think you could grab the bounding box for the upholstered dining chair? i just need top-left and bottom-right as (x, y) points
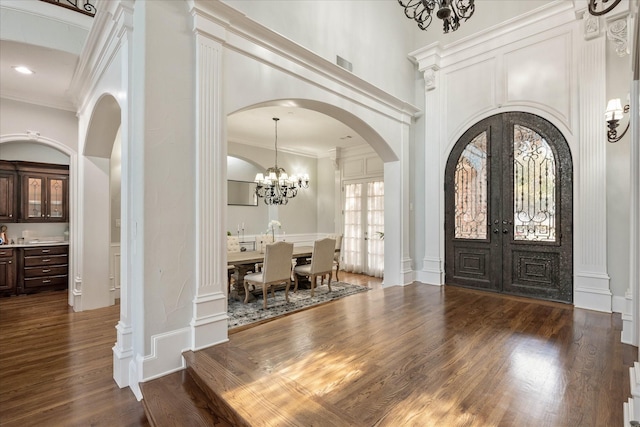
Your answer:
(243, 241), (294, 309)
(254, 233), (275, 272)
(327, 234), (343, 281)
(227, 236), (241, 295)
(293, 238), (336, 297)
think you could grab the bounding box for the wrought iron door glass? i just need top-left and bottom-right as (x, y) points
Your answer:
(513, 125), (556, 242)
(454, 131), (487, 239)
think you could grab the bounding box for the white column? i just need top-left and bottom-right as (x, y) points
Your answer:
(412, 45), (445, 285)
(400, 118), (414, 285)
(574, 12), (612, 311)
(113, 0), (135, 389)
(190, 18), (229, 350)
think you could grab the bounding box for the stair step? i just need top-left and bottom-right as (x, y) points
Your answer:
(182, 348), (360, 426)
(140, 369), (232, 427)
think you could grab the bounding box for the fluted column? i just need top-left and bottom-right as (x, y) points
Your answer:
(412, 44), (445, 285)
(574, 12), (612, 311)
(190, 19), (229, 350)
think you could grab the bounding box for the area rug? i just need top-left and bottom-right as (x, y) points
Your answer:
(228, 281), (368, 329)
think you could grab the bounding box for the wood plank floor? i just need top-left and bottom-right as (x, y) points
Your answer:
(191, 281), (636, 427)
(0, 291), (149, 427)
(0, 273), (636, 426)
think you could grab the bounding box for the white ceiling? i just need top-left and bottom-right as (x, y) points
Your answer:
(0, 2), (369, 157)
(227, 106), (367, 158)
(0, 39), (78, 111)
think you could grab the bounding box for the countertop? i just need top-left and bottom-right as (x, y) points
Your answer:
(1, 241), (70, 248)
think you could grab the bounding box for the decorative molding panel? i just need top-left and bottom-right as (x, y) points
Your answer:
(504, 33), (572, 122)
(445, 59), (496, 139)
(343, 158), (365, 178)
(607, 18), (629, 56)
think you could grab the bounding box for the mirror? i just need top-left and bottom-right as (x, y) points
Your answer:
(228, 180), (258, 206)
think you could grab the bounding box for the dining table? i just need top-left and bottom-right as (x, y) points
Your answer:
(227, 245), (314, 302)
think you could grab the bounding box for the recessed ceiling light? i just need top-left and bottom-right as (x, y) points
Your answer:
(12, 66), (34, 75)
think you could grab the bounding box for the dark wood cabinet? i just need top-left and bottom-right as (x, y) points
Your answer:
(18, 245), (69, 294)
(17, 163), (69, 223)
(0, 161), (69, 223)
(0, 161), (18, 222)
(0, 247), (16, 295)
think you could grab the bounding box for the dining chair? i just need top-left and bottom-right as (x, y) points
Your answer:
(293, 238), (336, 297)
(243, 241), (294, 309)
(227, 236), (241, 295)
(254, 233), (275, 272)
(327, 234), (343, 281)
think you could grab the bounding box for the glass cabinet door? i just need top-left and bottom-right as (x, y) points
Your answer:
(48, 178), (64, 219)
(27, 177), (44, 219)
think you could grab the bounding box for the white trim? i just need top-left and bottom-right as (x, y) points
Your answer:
(112, 320), (133, 388)
(138, 327), (191, 383)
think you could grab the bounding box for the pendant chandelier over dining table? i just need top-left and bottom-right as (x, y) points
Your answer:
(254, 117), (310, 205)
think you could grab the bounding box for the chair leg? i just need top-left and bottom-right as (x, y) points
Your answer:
(294, 274), (299, 293)
(262, 284), (268, 309)
(327, 274), (332, 292)
(310, 274), (316, 297)
(244, 281), (251, 304)
(285, 279), (291, 303)
(335, 262), (340, 281)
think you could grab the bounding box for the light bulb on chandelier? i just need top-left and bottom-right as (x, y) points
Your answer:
(254, 118), (310, 205)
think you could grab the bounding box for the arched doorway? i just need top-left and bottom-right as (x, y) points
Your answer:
(444, 112), (573, 303)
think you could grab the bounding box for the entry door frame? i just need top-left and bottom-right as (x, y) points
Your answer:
(444, 112), (573, 303)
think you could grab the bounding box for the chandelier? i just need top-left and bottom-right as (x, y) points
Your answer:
(398, 0), (475, 33)
(254, 118), (309, 205)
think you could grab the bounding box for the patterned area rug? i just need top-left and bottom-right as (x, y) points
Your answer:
(228, 281), (368, 329)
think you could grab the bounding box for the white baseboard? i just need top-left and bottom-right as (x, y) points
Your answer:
(574, 272), (612, 312)
(139, 327), (191, 382)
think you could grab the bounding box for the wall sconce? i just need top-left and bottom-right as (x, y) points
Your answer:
(605, 98), (630, 143)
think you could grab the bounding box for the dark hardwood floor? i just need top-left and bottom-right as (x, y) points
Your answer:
(0, 291), (149, 427)
(1, 272), (636, 426)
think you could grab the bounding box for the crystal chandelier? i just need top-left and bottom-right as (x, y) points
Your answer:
(398, 0), (475, 33)
(254, 118), (309, 205)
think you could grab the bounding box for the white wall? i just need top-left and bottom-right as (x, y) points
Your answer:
(110, 130), (121, 244)
(316, 156), (336, 234)
(0, 98), (78, 151)
(222, 0), (416, 102)
(228, 141), (318, 235)
(409, 0), (554, 50)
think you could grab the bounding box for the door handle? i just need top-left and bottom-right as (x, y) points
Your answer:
(493, 229), (499, 234)
(503, 229), (508, 234)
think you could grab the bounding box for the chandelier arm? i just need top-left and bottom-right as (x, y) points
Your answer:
(588, 0), (623, 16)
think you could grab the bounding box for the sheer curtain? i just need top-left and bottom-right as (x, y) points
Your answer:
(342, 180), (384, 278)
(366, 181), (384, 278)
(343, 183), (362, 273)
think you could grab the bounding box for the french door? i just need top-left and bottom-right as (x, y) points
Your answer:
(343, 180), (384, 278)
(444, 112), (573, 303)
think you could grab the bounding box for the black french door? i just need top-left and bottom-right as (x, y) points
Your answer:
(444, 112), (573, 303)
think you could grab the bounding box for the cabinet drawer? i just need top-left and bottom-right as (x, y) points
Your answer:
(24, 254), (67, 267)
(25, 265), (68, 278)
(0, 248), (13, 257)
(23, 275), (67, 290)
(23, 246), (68, 257)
